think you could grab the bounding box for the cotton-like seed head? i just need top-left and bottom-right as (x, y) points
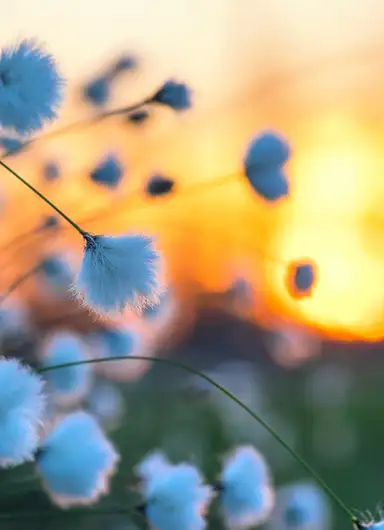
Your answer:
(221, 446), (274, 529)
(75, 233), (163, 315)
(146, 462), (213, 530)
(127, 109), (150, 125)
(0, 39), (64, 135)
(39, 255), (74, 293)
(286, 260), (316, 299)
(244, 131), (290, 202)
(36, 411), (119, 508)
(268, 482), (331, 530)
(0, 357), (45, 467)
(152, 80), (192, 111)
(90, 154), (124, 189)
(244, 131), (290, 172)
(42, 332), (91, 406)
(142, 292), (168, 319)
(136, 451), (172, 484)
(146, 174), (175, 197)
(83, 75), (110, 107)
(87, 382), (124, 431)
(97, 325), (138, 357)
(43, 161), (60, 182)
(113, 54), (136, 74)
(39, 215), (59, 231)
(0, 136), (25, 156)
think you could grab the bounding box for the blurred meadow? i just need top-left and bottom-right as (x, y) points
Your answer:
(0, 0), (383, 529)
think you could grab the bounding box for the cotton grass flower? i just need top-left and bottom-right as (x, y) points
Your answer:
(268, 482), (330, 530)
(90, 153), (124, 189)
(0, 39), (64, 135)
(145, 462), (213, 530)
(0, 357), (45, 467)
(87, 381), (124, 431)
(152, 80), (192, 111)
(0, 136), (25, 155)
(83, 75), (110, 107)
(146, 174), (175, 197)
(42, 331), (91, 407)
(36, 411), (119, 508)
(244, 131), (290, 202)
(220, 446), (274, 529)
(43, 160), (60, 182)
(135, 451), (172, 494)
(75, 232), (162, 315)
(90, 324), (148, 382)
(286, 260), (316, 299)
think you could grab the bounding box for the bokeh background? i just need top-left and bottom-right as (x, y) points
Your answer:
(0, 0), (384, 528)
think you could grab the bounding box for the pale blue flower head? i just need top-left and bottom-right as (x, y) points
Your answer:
(90, 153), (124, 189)
(268, 482), (330, 530)
(0, 357), (45, 467)
(145, 462), (213, 530)
(0, 39), (64, 135)
(286, 260), (316, 298)
(244, 131), (291, 202)
(146, 174), (175, 197)
(113, 54), (137, 74)
(90, 324), (147, 382)
(75, 232), (162, 315)
(87, 381), (124, 431)
(36, 411), (119, 508)
(136, 451), (172, 486)
(39, 255), (74, 294)
(42, 332), (91, 406)
(83, 75), (110, 107)
(142, 292), (168, 320)
(152, 80), (192, 111)
(127, 109), (150, 126)
(0, 136), (25, 156)
(39, 215), (59, 231)
(221, 446), (274, 529)
(43, 161), (60, 182)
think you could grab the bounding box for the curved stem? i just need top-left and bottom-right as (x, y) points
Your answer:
(0, 161), (85, 236)
(39, 355), (355, 521)
(0, 262), (43, 305)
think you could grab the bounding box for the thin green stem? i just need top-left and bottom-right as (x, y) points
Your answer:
(39, 355), (355, 521)
(0, 160), (85, 236)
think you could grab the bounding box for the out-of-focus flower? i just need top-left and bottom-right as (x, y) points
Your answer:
(127, 109), (150, 126)
(0, 136), (25, 155)
(43, 161), (60, 182)
(90, 153), (124, 189)
(0, 299), (32, 340)
(42, 332), (91, 406)
(75, 232), (162, 315)
(220, 446), (274, 529)
(152, 80), (191, 111)
(38, 215), (59, 231)
(90, 324), (148, 382)
(87, 381), (124, 431)
(36, 411), (119, 508)
(83, 75), (110, 107)
(146, 174), (175, 197)
(0, 39), (64, 135)
(286, 260), (316, 299)
(136, 451), (172, 494)
(39, 255), (74, 295)
(267, 482), (331, 530)
(112, 54), (136, 74)
(142, 292), (168, 320)
(244, 131), (290, 202)
(0, 358), (45, 467)
(145, 462), (213, 530)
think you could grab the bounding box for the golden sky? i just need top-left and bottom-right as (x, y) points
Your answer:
(1, 0), (384, 341)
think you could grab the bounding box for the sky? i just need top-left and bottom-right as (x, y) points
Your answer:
(1, 1), (384, 340)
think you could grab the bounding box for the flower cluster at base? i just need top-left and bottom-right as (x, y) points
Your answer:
(135, 446), (274, 530)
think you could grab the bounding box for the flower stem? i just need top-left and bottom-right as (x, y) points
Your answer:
(39, 355), (356, 522)
(0, 161), (85, 236)
(0, 262), (43, 305)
